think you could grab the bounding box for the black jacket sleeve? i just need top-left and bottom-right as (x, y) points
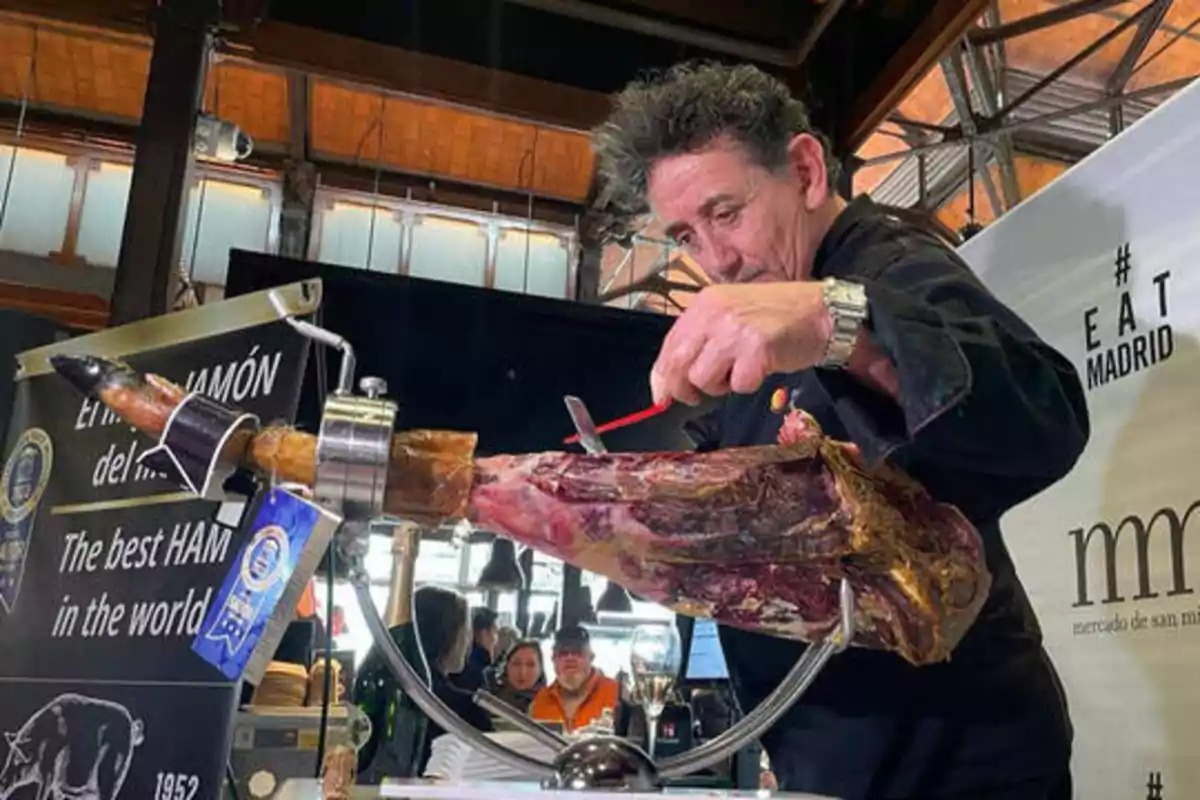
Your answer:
(818, 244), (1090, 509)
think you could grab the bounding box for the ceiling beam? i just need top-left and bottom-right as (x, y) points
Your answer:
(961, 39), (1021, 207)
(968, 0), (1129, 46)
(500, 0), (809, 66)
(1109, 0), (1173, 93)
(857, 72), (1196, 167)
(286, 70), (309, 161)
(1107, 0), (1173, 136)
(846, 0), (991, 151)
(990, 2), (1156, 122)
(0, 0), (613, 132)
(607, 0), (791, 43)
(226, 20), (611, 132)
(940, 51), (1005, 217)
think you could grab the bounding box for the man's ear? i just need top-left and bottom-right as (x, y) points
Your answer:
(786, 133), (832, 210)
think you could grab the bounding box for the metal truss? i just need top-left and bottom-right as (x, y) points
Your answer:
(866, 0), (1189, 219)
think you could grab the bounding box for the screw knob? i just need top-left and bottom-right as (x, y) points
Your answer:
(360, 376), (387, 398)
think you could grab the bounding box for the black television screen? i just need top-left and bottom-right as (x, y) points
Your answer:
(224, 250), (712, 455)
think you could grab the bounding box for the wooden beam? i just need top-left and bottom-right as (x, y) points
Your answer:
(845, 0), (990, 151)
(110, 0), (215, 325)
(287, 70), (309, 161)
(615, 0), (792, 44)
(0, 281), (109, 330)
(227, 20), (611, 132)
(0, 103), (587, 217)
(0, 0), (149, 37)
(1, 0), (610, 131)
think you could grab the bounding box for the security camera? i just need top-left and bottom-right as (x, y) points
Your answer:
(958, 221), (986, 242)
(194, 112), (254, 163)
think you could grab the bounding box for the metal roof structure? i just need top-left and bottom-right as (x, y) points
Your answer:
(855, 0), (1199, 234)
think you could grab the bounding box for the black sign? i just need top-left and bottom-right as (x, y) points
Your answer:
(0, 316), (311, 800)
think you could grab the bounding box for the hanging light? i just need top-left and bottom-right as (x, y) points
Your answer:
(477, 538), (524, 592)
(597, 580), (633, 614)
(518, 547), (534, 589)
(577, 585), (598, 625)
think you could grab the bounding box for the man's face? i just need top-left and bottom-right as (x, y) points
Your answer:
(647, 134), (832, 285)
(552, 644), (593, 692)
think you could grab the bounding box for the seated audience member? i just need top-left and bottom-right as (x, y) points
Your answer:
(491, 639), (546, 713)
(415, 586), (493, 773)
(484, 625), (521, 687)
(529, 626), (620, 733)
(497, 625), (520, 657)
(452, 607), (499, 693)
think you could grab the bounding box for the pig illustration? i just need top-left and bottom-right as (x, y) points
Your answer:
(0, 693), (145, 800)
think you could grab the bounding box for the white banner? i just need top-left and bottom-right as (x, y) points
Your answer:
(959, 77), (1200, 800)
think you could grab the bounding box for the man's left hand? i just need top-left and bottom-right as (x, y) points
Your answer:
(650, 282), (832, 405)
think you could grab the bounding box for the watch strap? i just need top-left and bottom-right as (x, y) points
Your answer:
(819, 278), (869, 369)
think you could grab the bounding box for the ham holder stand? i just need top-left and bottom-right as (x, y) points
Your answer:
(60, 287), (856, 798)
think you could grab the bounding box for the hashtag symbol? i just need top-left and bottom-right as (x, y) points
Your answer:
(1114, 243), (1132, 287)
(1146, 770), (1163, 799)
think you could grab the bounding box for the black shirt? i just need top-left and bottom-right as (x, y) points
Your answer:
(451, 644), (493, 693)
(700, 198), (1088, 799)
(419, 671), (495, 774)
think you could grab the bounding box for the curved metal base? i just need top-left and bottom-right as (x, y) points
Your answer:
(543, 736), (662, 793)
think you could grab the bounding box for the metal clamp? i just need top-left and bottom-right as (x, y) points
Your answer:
(138, 392), (260, 500)
(314, 384), (397, 558)
(269, 289), (396, 559)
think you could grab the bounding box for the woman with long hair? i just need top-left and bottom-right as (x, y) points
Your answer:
(414, 585), (494, 772)
(491, 639), (546, 714)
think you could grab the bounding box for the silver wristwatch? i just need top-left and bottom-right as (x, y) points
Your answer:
(819, 277), (869, 369)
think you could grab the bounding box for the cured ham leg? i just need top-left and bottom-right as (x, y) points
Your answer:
(50, 354), (990, 665)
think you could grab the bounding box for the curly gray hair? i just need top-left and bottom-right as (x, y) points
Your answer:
(590, 61), (839, 242)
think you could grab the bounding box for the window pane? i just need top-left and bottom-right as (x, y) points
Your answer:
(630, 599), (674, 621)
(586, 629), (633, 680)
(494, 228), (570, 299)
(76, 161), (132, 267)
(180, 179), (274, 286)
(530, 552), (562, 594)
(497, 593), (518, 625)
(583, 570), (671, 621)
(465, 541), (493, 586)
(413, 539), (462, 586)
(315, 201), (403, 272)
(0, 147), (74, 257)
(408, 215), (486, 287)
(361, 533), (394, 585)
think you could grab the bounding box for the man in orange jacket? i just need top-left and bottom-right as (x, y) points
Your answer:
(529, 626), (620, 733)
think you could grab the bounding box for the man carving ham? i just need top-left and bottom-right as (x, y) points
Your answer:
(592, 61), (1089, 800)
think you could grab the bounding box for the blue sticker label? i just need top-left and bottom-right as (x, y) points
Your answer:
(192, 488), (320, 680)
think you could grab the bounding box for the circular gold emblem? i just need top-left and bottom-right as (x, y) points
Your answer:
(1, 428), (54, 524)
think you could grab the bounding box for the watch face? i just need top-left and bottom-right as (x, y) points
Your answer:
(827, 281), (868, 317)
